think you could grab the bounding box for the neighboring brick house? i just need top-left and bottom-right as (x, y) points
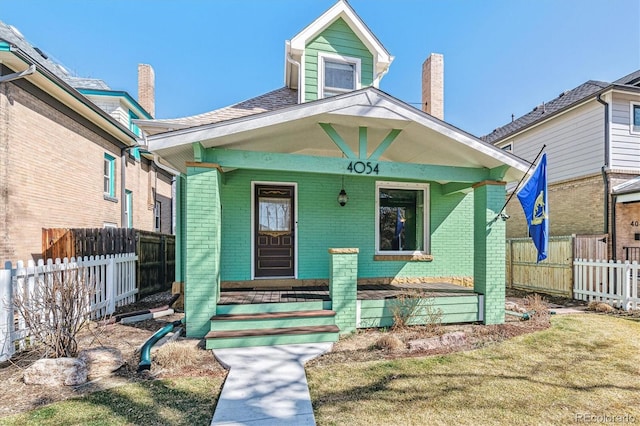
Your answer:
(137, 0), (529, 343)
(483, 70), (640, 261)
(0, 22), (174, 262)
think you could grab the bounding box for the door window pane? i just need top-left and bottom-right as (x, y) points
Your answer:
(259, 198), (291, 232)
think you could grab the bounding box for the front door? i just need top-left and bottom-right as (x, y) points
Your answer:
(254, 184), (295, 278)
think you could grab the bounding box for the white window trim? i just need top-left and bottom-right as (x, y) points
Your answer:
(104, 154), (115, 197)
(103, 222), (117, 228)
(318, 52), (361, 99)
(630, 102), (640, 135)
(375, 181), (430, 255)
(250, 181), (299, 280)
(501, 142), (513, 153)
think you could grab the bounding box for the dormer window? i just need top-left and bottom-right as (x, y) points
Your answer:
(319, 53), (361, 98)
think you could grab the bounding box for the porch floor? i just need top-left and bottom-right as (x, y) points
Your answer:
(218, 282), (476, 305)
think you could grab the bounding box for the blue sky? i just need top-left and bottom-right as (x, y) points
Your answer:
(2, 0), (639, 138)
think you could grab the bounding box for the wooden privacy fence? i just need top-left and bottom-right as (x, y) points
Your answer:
(506, 234), (607, 297)
(574, 259), (640, 310)
(0, 254), (137, 362)
(42, 228), (174, 298)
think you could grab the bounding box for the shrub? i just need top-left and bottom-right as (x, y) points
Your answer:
(391, 289), (442, 332)
(13, 266), (93, 358)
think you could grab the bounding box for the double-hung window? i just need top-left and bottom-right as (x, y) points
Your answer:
(631, 103), (640, 134)
(125, 190), (133, 228)
(154, 201), (161, 232)
(104, 154), (115, 198)
(319, 53), (360, 98)
(376, 182), (429, 255)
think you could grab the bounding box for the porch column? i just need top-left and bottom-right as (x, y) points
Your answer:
(185, 164), (222, 337)
(329, 248), (359, 334)
(473, 181), (506, 325)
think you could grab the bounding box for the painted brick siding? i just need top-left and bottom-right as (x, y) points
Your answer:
(474, 182), (506, 324)
(0, 83), (172, 262)
(505, 174), (605, 238)
(304, 18), (374, 101)
(185, 166), (221, 337)
(219, 169), (475, 281)
(329, 251), (358, 334)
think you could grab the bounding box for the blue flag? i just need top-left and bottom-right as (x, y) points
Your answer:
(517, 153), (548, 262)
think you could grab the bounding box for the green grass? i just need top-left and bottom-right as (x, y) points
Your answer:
(307, 315), (640, 425)
(3, 315), (639, 425)
(0, 377), (223, 426)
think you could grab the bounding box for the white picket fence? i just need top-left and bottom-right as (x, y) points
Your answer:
(573, 258), (640, 310)
(0, 254), (138, 362)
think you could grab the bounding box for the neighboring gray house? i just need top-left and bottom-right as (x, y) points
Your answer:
(483, 70), (640, 261)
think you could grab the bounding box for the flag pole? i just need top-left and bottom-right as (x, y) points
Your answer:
(494, 144), (546, 221)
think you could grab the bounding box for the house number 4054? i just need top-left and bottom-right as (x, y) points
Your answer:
(347, 161), (379, 175)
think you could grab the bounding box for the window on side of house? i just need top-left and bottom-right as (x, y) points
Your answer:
(104, 154), (115, 198)
(376, 181), (429, 255)
(319, 53), (360, 98)
(154, 201), (161, 232)
(125, 190), (133, 228)
(501, 143), (513, 153)
(631, 103), (640, 134)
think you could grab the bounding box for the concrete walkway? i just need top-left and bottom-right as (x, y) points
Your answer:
(211, 343), (333, 425)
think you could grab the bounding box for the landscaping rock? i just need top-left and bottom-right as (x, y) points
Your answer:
(23, 358), (87, 386)
(408, 331), (467, 352)
(439, 331), (467, 347)
(78, 347), (124, 380)
(408, 336), (441, 351)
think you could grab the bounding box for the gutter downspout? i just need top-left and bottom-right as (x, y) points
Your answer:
(286, 54), (302, 104)
(120, 149), (127, 227)
(597, 94), (611, 256)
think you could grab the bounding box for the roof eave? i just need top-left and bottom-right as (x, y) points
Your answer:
(1, 43), (138, 145)
(489, 85), (614, 145)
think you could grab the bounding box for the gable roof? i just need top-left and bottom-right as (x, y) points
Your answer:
(285, 0), (393, 90)
(146, 86), (529, 182)
(483, 69), (640, 145)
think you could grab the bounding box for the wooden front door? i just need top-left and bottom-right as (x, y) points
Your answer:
(254, 184), (295, 278)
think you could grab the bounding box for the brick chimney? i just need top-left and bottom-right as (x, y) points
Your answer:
(421, 53), (444, 120)
(138, 64), (155, 118)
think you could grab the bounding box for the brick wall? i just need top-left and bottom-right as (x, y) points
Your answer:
(0, 82), (172, 262)
(505, 174), (605, 238)
(184, 166), (221, 338)
(329, 249), (358, 334)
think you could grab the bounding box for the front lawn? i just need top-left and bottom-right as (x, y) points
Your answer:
(307, 314), (640, 425)
(2, 314), (638, 425)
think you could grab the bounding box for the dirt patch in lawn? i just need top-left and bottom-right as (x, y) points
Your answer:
(0, 289), (563, 418)
(0, 292), (225, 418)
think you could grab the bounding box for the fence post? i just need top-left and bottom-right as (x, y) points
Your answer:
(0, 263), (14, 362)
(623, 261), (631, 310)
(106, 256), (115, 315)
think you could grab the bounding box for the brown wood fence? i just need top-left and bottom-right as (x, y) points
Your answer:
(506, 234), (607, 298)
(42, 228), (175, 298)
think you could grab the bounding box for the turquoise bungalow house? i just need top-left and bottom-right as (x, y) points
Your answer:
(139, 1), (529, 348)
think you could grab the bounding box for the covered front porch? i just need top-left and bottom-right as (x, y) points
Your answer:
(144, 88), (529, 345)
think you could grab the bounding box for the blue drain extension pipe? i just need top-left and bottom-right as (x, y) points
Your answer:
(138, 319), (184, 372)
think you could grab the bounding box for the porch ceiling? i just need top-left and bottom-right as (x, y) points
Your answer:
(148, 88), (529, 183)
